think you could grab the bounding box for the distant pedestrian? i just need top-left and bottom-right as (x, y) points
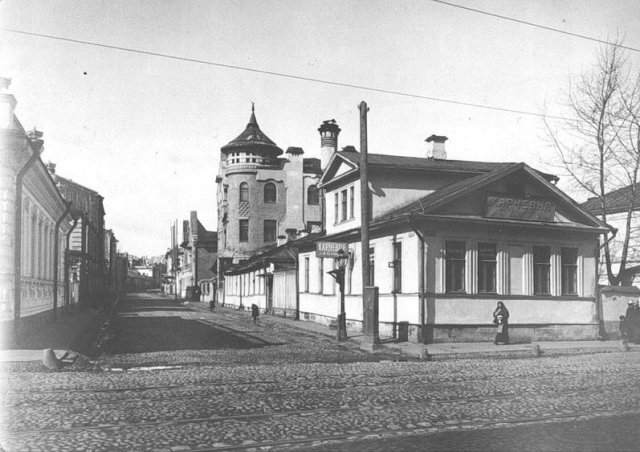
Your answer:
(251, 304), (259, 324)
(620, 315), (629, 345)
(209, 297), (215, 311)
(493, 301), (510, 345)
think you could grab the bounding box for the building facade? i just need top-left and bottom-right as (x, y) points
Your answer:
(0, 80), (73, 345)
(49, 169), (107, 309)
(222, 122), (609, 343)
(216, 106), (325, 298)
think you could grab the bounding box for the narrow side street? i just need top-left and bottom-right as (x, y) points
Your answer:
(2, 292), (640, 451)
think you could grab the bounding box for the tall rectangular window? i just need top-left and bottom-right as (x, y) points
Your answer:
(239, 219), (249, 242)
(561, 247), (578, 295)
(264, 220), (277, 243)
(368, 247), (375, 287)
(304, 257), (310, 292)
(334, 193), (339, 224)
(478, 242), (497, 293)
(533, 246), (551, 295)
(349, 186), (355, 219)
(341, 189), (348, 222)
(318, 258), (324, 294)
(393, 242), (402, 293)
(445, 241), (466, 293)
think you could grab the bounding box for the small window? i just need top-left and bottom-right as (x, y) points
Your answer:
(341, 189), (348, 222)
(264, 183), (276, 203)
(561, 248), (578, 295)
(349, 186), (355, 219)
(393, 242), (402, 293)
(239, 219), (249, 242)
(445, 241), (466, 293)
(478, 243), (497, 293)
(533, 246), (551, 295)
(239, 182), (249, 203)
(334, 193), (339, 224)
(307, 185), (319, 205)
(264, 220), (277, 243)
(304, 257), (310, 292)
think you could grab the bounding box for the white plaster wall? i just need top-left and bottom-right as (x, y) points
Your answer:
(430, 297), (596, 324)
(378, 294), (420, 323)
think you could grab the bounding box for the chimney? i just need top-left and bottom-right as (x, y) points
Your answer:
(318, 119), (341, 170)
(27, 127), (44, 152)
(426, 135), (447, 159)
(0, 77), (16, 129)
(46, 161), (56, 174)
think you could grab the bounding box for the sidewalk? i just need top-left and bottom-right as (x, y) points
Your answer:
(202, 304), (640, 361)
(0, 307), (108, 364)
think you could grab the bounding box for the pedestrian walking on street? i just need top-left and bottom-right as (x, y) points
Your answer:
(251, 304), (259, 324)
(632, 301), (640, 345)
(493, 301), (510, 345)
(620, 315), (629, 345)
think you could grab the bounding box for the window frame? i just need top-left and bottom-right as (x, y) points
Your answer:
(263, 219), (277, 243)
(478, 242), (498, 294)
(392, 241), (402, 293)
(239, 219), (249, 242)
(561, 247), (578, 295)
(533, 246), (551, 295)
(445, 240), (466, 293)
(239, 182), (249, 203)
(264, 182), (276, 203)
(307, 185), (320, 205)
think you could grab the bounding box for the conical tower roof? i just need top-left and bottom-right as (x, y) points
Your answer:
(221, 104), (283, 156)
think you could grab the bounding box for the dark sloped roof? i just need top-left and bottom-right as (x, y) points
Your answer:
(221, 106), (283, 156)
(334, 151), (559, 182)
(581, 183), (640, 215)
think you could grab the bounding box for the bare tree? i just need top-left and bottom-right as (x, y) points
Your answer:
(546, 41), (640, 285)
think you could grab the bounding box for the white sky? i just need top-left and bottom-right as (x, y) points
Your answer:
(2, 0), (639, 256)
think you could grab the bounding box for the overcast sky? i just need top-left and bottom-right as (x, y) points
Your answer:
(2, 0), (639, 257)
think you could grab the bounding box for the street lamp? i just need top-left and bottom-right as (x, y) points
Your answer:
(332, 248), (349, 341)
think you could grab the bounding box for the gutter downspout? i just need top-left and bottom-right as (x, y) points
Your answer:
(53, 200), (71, 319)
(284, 246), (300, 320)
(13, 147), (40, 334)
(407, 214), (427, 344)
(64, 216), (78, 308)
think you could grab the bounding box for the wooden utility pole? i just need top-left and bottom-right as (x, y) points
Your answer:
(359, 101), (379, 348)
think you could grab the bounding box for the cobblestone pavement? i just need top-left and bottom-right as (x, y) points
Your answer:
(2, 293), (640, 451)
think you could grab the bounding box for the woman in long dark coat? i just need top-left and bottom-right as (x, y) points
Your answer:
(493, 302), (510, 345)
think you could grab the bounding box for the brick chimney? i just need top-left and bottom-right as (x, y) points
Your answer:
(318, 119), (341, 170)
(426, 135), (447, 160)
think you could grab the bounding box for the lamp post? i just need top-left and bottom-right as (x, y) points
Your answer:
(334, 249), (349, 341)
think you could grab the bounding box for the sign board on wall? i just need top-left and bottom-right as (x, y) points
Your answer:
(484, 194), (556, 222)
(316, 241), (350, 258)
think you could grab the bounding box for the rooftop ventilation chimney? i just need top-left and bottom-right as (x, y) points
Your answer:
(318, 119), (341, 170)
(426, 135), (447, 159)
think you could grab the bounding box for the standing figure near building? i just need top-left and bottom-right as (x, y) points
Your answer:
(493, 302), (510, 345)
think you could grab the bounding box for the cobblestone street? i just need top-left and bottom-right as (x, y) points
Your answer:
(2, 293), (640, 451)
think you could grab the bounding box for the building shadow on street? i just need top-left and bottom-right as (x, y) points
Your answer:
(109, 316), (271, 354)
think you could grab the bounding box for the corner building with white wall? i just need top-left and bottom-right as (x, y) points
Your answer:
(222, 119), (610, 343)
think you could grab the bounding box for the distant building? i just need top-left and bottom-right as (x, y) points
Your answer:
(48, 167), (106, 309)
(216, 106), (325, 298)
(176, 211), (217, 301)
(581, 185), (640, 285)
(0, 80), (73, 344)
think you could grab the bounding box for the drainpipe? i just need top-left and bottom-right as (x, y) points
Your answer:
(13, 146), (40, 333)
(64, 216), (78, 307)
(407, 214), (427, 344)
(53, 200), (71, 318)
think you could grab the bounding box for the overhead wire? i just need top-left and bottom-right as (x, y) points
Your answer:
(431, 0), (640, 53)
(1, 27), (574, 122)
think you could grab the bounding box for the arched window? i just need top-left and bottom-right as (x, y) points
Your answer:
(264, 182), (276, 203)
(307, 185), (319, 205)
(239, 182), (249, 203)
